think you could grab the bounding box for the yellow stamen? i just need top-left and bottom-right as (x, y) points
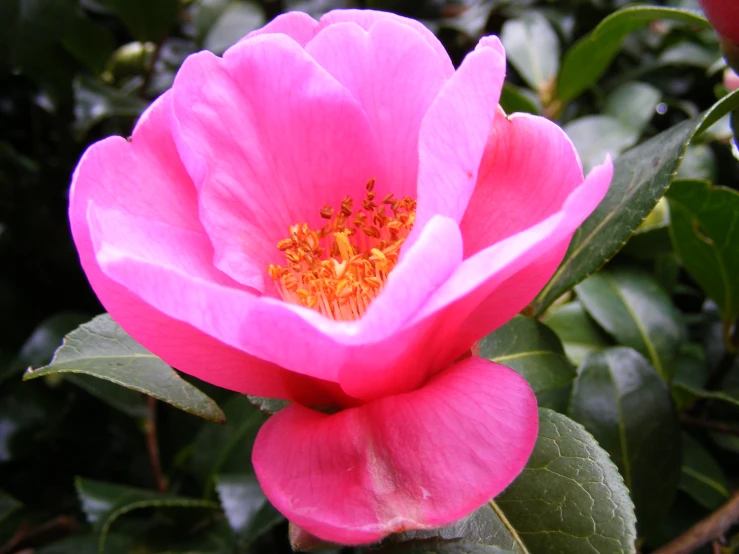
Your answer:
(268, 179), (416, 321)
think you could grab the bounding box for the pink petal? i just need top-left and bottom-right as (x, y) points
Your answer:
(245, 11), (319, 46)
(92, 212), (461, 393)
(253, 356), (538, 545)
(70, 93), (329, 402)
(170, 34), (383, 290)
(317, 10), (454, 77)
(460, 112), (585, 256)
(411, 36), (507, 242)
(414, 159), (614, 366)
(306, 19), (449, 198)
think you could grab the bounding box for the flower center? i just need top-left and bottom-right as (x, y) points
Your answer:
(267, 179), (416, 321)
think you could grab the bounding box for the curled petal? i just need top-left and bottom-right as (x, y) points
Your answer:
(253, 356), (538, 545)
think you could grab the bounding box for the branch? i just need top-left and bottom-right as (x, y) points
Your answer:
(681, 417), (739, 438)
(145, 396), (167, 493)
(652, 492), (739, 554)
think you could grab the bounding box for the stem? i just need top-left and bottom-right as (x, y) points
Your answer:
(681, 417), (739, 438)
(140, 38), (165, 99)
(706, 320), (738, 390)
(652, 491), (739, 554)
(146, 396), (167, 493)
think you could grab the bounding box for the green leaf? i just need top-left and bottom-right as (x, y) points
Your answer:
(575, 268), (686, 380)
(671, 382), (739, 410)
(533, 89), (739, 315)
(563, 115), (639, 173)
(568, 347), (682, 537)
(667, 180), (739, 323)
(0, 491), (21, 523)
(604, 82), (661, 133)
(189, 395), (266, 495)
(500, 12), (559, 92)
(101, 0), (179, 41)
(479, 315), (575, 412)
(679, 433), (730, 510)
(204, 1), (266, 54)
(215, 474), (284, 546)
(380, 409), (636, 553)
(675, 145), (717, 182)
(61, 11), (116, 74)
(73, 76), (148, 139)
(557, 6), (710, 103)
(544, 301), (612, 367)
(246, 395), (290, 415)
(24, 314), (225, 424)
(499, 82), (541, 115)
(75, 477), (219, 554)
(0, 312), (89, 385)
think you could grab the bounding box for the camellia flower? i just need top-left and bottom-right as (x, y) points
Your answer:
(699, 0), (739, 71)
(69, 9), (612, 546)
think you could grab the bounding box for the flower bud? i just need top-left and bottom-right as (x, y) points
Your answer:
(699, 0), (739, 71)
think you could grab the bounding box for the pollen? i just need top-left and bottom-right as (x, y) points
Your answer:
(267, 179), (416, 321)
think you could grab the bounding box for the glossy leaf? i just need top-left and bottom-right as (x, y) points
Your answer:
(667, 180), (739, 323)
(500, 82), (541, 115)
(73, 76), (148, 139)
(671, 383), (739, 410)
(203, 1), (265, 54)
(568, 347), (682, 537)
(0, 312), (89, 385)
(563, 115), (639, 173)
(500, 12), (559, 91)
(23, 314), (225, 423)
(75, 477), (219, 553)
(544, 301), (612, 367)
(0, 491), (21, 523)
(101, 0), (179, 41)
(479, 315), (575, 412)
(216, 474), (284, 546)
(189, 395), (266, 495)
(557, 6), (710, 103)
(61, 11), (116, 74)
(604, 82), (661, 133)
(575, 268), (686, 380)
(534, 90), (739, 315)
(679, 433), (730, 510)
(379, 409), (636, 553)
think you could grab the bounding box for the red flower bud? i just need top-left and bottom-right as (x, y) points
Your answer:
(699, 0), (739, 43)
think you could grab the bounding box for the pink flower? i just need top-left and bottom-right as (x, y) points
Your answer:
(699, 0), (739, 44)
(725, 67), (739, 91)
(69, 9), (612, 545)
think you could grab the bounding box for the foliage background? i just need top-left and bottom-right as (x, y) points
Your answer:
(1, 0), (738, 552)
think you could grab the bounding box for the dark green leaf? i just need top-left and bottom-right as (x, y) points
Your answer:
(563, 115), (639, 172)
(679, 433), (730, 510)
(101, 0), (179, 41)
(216, 474), (284, 546)
(544, 301), (612, 366)
(500, 82), (541, 115)
(73, 76), (148, 139)
(568, 347), (681, 536)
(534, 90), (739, 315)
(75, 477), (219, 554)
(0, 312), (89, 385)
(671, 382), (739, 410)
(667, 180), (739, 322)
(575, 268), (686, 380)
(24, 314), (225, 423)
(0, 491), (21, 523)
(479, 315), (575, 412)
(189, 395), (266, 495)
(247, 395), (290, 415)
(556, 6), (710, 103)
(500, 12), (559, 91)
(203, 1), (266, 54)
(382, 409), (636, 553)
(62, 11), (116, 74)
